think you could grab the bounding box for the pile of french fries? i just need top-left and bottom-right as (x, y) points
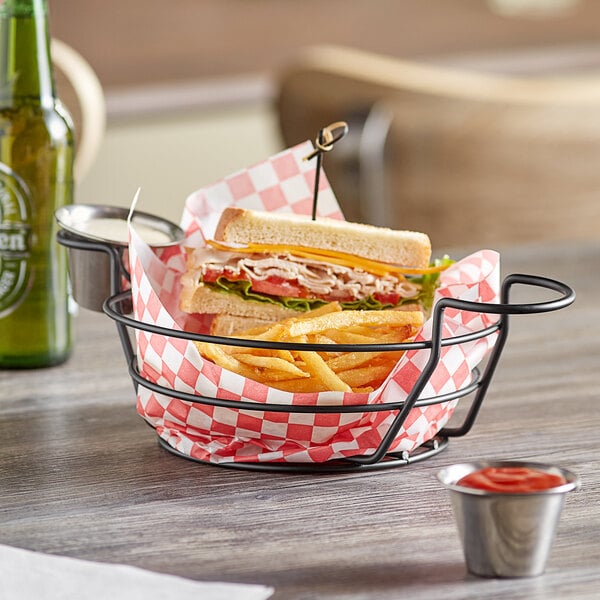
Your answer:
(195, 303), (424, 393)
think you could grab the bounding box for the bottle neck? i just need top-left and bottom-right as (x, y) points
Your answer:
(0, 0), (55, 107)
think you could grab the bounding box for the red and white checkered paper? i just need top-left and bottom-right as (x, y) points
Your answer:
(129, 141), (500, 464)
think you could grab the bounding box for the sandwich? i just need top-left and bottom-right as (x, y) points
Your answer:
(180, 207), (449, 336)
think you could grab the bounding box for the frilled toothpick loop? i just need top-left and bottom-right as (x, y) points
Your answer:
(304, 121), (349, 220)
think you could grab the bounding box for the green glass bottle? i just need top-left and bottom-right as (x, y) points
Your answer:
(0, 0), (74, 367)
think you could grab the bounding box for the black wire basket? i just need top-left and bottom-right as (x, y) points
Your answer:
(58, 230), (576, 473)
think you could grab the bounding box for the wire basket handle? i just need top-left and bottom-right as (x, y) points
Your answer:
(348, 273), (575, 465)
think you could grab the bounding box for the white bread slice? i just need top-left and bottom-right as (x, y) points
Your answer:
(214, 207), (431, 268)
(180, 283), (298, 321)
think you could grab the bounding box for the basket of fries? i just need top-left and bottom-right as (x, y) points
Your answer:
(59, 140), (575, 471)
(103, 260), (573, 471)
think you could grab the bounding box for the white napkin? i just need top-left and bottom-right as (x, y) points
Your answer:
(0, 544), (274, 600)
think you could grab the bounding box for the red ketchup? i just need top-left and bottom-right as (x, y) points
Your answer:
(457, 466), (567, 493)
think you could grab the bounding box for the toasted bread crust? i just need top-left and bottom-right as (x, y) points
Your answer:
(214, 207), (431, 268)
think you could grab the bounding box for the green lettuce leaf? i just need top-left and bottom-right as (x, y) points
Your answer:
(406, 255), (455, 314)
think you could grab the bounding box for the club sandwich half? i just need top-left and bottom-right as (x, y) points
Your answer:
(180, 207), (448, 336)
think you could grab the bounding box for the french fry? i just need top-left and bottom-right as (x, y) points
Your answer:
(353, 386), (376, 393)
(326, 351), (382, 372)
(243, 322), (287, 342)
(295, 302), (342, 319)
(322, 329), (378, 345)
(233, 353), (309, 378)
(195, 342), (260, 380)
(273, 349), (296, 363)
(194, 307), (423, 394)
(337, 364), (392, 388)
(230, 322), (275, 337)
(296, 350), (352, 392)
(341, 325), (382, 338)
(259, 370), (314, 383)
(266, 377), (330, 393)
(311, 333), (338, 346)
(229, 346), (296, 364)
(285, 309), (423, 338)
(234, 304), (342, 341)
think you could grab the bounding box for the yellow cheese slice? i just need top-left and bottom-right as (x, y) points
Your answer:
(207, 240), (447, 277)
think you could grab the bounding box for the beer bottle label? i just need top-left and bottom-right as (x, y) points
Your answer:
(0, 161), (33, 318)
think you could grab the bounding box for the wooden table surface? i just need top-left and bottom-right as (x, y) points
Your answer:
(1, 239), (599, 599)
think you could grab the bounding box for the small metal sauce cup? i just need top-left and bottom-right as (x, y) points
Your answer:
(437, 460), (580, 578)
(55, 204), (184, 312)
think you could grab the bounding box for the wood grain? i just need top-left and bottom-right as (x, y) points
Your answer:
(1, 240), (599, 599)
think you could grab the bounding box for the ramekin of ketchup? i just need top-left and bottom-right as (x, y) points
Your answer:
(457, 465), (567, 493)
(439, 460), (579, 495)
(437, 460), (580, 578)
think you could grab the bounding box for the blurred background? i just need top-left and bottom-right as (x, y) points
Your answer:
(50, 0), (600, 249)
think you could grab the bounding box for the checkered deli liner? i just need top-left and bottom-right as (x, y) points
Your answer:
(129, 141), (500, 464)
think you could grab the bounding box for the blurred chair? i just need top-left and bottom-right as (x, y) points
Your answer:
(51, 38), (106, 184)
(276, 45), (600, 248)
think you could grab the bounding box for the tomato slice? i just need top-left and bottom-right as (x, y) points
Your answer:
(203, 269), (311, 298)
(202, 269), (243, 284)
(373, 292), (401, 305)
(250, 276), (309, 298)
(457, 467), (566, 493)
